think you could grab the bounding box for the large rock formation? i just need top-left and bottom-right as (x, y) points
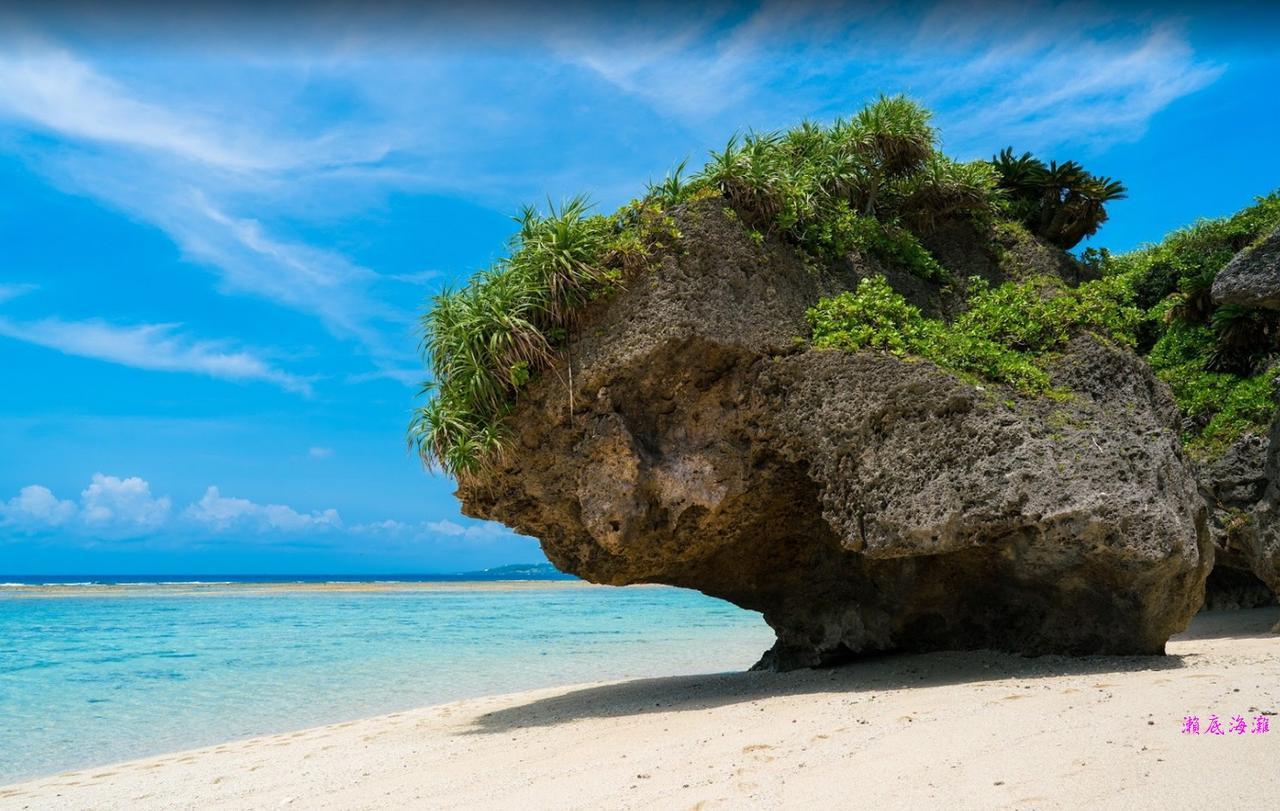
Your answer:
(1212, 225), (1280, 309)
(1253, 417), (1280, 606)
(1201, 225), (1280, 610)
(457, 202), (1213, 669)
(1204, 415), (1280, 607)
(1199, 430), (1279, 609)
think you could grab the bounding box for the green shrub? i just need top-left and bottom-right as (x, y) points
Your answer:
(800, 202), (948, 281)
(1102, 191), (1280, 451)
(1200, 374), (1277, 451)
(694, 95), (1000, 279)
(892, 155), (1001, 233)
(807, 274), (1138, 394)
(1145, 319), (1277, 453)
(807, 274), (927, 355)
(1112, 192), (1280, 315)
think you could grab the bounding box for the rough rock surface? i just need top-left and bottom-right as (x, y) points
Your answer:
(1211, 225), (1280, 309)
(1199, 430), (1280, 609)
(457, 203), (1213, 669)
(1255, 419), (1280, 635)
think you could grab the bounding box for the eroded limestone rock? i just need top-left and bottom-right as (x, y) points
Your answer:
(1199, 430), (1279, 610)
(1212, 225), (1280, 309)
(457, 203), (1214, 669)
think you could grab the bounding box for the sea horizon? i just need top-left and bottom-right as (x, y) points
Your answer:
(0, 564), (579, 588)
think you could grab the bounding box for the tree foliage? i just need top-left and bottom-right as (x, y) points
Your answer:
(694, 95), (1000, 256)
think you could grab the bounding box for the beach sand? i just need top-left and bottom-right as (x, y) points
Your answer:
(4, 607), (1277, 810)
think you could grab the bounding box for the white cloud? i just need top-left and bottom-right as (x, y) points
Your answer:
(913, 17), (1224, 153)
(0, 476), (521, 551)
(79, 474), (171, 529)
(424, 518), (512, 541)
(0, 313), (313, 394)
(350, 518), (412, 534)
(308, 446), (334, 459)
(177, 193), (401, 352)
(1, 474), (170, 535)
(0, 485), (76, 528)
(184, 486), (343, 532)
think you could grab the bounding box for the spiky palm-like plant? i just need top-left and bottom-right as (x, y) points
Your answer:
(413, 97), (1051, 478)
(645, 158), (691, 209)
(511, 195), (611, 327)
(852, 94), (935, 216)
(853, 95), (935, 177)
(891, 155), (1002, 233)
(990, 147), (1126, 249)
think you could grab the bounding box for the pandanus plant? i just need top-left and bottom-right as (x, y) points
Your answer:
(851, 94), (935, 216)
(645, 158), (691, 209)
(695, 95), (943, 234)
(511, 195), (611, 328)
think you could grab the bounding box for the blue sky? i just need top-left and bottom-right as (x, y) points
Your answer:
(1, 2), (1278, 574)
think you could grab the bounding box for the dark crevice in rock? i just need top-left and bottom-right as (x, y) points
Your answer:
(1203, 565), (1278, 611)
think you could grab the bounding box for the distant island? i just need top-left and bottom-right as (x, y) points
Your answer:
(460, 563), (578, 580)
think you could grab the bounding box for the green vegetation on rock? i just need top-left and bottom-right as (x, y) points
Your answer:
(410, 198), (677, 477)
(808, 274), (1140, 394)
(414, 95), (1016, 477)
(1104, 192), (1280, 454)
(412, 91), (1270, 478)
(809, 192), (1280, 455)
(686, 96), (1000, 279)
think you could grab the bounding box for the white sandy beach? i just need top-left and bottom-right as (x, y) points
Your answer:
(4, 607), (1277, 811)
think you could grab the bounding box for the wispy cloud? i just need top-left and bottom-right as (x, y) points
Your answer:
(561, 1), (1222, 154)
(0, 283), (38, 304)
(0, 35), (401, 171)
(0, 3), (1227, 399)
(904, 13), (1224, 153)
(423, 518), (512, 541)
(0, 312), (313, 394)
(0, 42), (303, 171)
(0, 38), (415, 379)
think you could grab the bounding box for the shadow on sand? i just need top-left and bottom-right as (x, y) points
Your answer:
(463, 606), (1278, 736)
(1169, 605), (1279, 640)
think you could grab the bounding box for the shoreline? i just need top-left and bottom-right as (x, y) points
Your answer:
(4, 607), (1277, 810)
(0, 580), (609, 599)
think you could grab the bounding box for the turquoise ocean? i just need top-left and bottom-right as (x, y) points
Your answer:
(0, 578), (772, 784)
